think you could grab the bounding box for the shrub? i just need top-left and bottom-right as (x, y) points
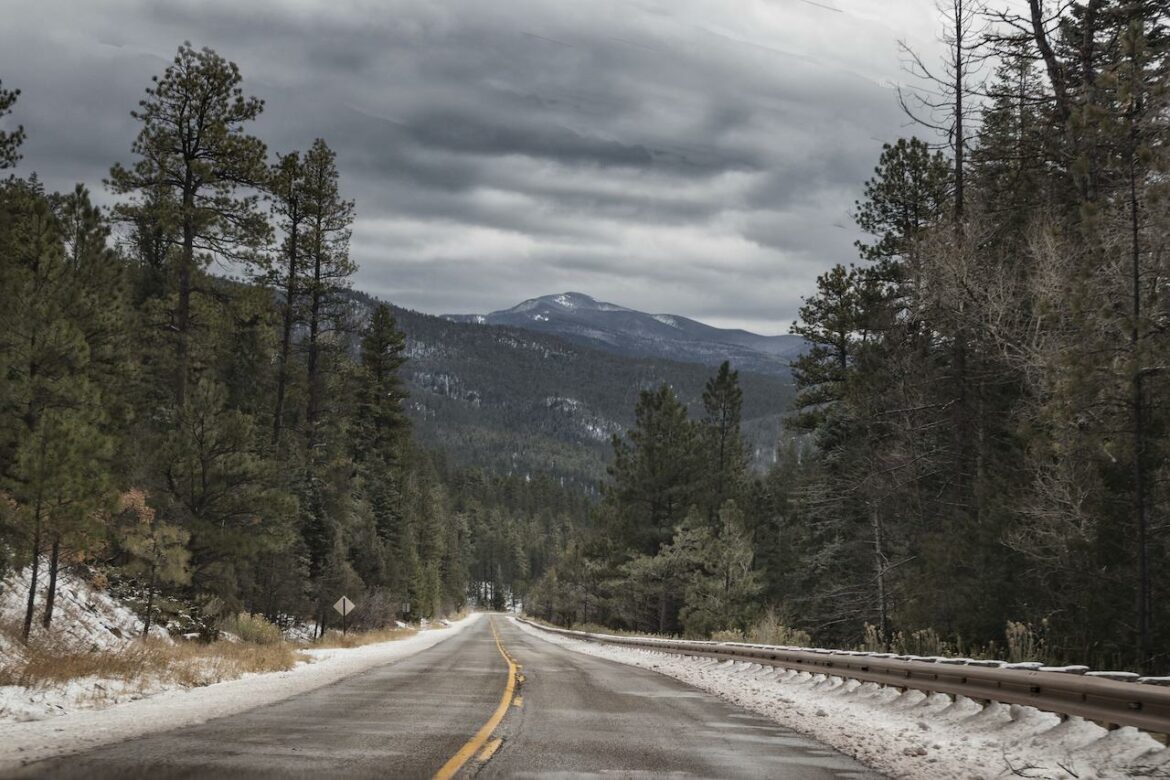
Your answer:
(1005, 620), (1047, 664)
(220, 612), (282, 645)
(713, 609), (812, 647)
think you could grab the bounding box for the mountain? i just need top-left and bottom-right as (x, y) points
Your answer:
(347, 292), (794, 488)
(442, 292), (804, 378)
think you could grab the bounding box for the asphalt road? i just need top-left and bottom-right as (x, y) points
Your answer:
(10, 616), (880, 779)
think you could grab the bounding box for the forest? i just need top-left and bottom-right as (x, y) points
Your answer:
(0, 44), (591, 640)
(2, 0), (1168, 678)
(529, 0), (1170, 675)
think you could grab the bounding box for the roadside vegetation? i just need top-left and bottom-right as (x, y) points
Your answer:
(526, 1), (1170, 675)
(0, 623), (301, 695)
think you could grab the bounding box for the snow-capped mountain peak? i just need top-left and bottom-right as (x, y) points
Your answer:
(443, 292), (804, 376)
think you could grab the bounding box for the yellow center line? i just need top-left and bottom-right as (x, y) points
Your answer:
(432, 617), (517, 779)
(476, 738), (504, 763)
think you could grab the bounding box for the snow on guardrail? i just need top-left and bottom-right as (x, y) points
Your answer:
(517, 618), (1170, 739)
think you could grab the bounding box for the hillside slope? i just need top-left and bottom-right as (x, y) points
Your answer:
(351, 294), (794, 486)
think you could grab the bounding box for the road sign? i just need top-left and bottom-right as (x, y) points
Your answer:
(333, 596), (356, 637)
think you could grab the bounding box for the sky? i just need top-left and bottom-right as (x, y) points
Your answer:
(0, 0), (945, 334)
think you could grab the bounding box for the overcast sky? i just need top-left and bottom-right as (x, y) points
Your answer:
(0, 0), (944, 333)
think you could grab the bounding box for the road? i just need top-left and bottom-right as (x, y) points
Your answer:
(10, 616), (879, 779)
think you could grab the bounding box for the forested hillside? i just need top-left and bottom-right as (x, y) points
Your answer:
(0, 46), (600, 638)
(373, 294), (792, 486)
(530, 0), (1170, 675)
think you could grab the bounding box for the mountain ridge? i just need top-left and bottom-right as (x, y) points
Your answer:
(441, 292), (804, 378)
(345, 291), (794, 487)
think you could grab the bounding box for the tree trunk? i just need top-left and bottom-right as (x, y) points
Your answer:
(1027, 0), (1071, 123)
(305, 217), (323, 451)
(272, 202), (298, 446)
(953, 0), (964, 223)
(871, 503), (889, 650)
(1130, 141), (1151, 670)
(176, 181), (195, 408)
(143, 565), (157, 639)
(657, 586), (668, 634)
(22, 512), (42, 641)
(41, 534), (60, 629)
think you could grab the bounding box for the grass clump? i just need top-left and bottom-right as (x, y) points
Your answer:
(0, 618), (300, 696)
(713, 610), (812, 647)
(313, 626), (416, 649)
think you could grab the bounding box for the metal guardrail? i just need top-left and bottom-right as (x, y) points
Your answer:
(517, 618), (1170, 739)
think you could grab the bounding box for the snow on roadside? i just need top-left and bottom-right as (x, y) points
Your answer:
(513, 618), (1170, 780)
(0, 564), (179, 722)
(0, 612), (481, 772)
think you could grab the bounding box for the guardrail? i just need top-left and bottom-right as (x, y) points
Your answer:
(517, 618), (1170, 740)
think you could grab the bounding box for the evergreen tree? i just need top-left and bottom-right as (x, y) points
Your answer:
(157, 378), (294, 609)
(700, 362), (746, 522)
(0, 185), (119, 638)
(117, 489), (191, 637)
(268, 151), (308, 446)
(108, 43), (269, 407)
(356, 305), (409, 462)
(301, 138), (355, 449)
(606, 385), (701, 557)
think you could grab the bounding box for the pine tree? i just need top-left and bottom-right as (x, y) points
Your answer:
(117, 489), (191, 637)
(854, 138), (952, 271)
(0, 187), (118, 638)
(789, 264), (887, 433)
(356, 305), (409, 462)
(606, 385), (701, 557)
(268, 151), (308, 446)
(700, 361), (747, 522)
(301, 138), (355, 450)
(157, 378), (294, 608)
(108, 44), (269, 407)
(674, 501), (761, 637)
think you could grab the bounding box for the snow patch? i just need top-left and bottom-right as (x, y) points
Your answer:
(0, 564), (168, 653)
(513, 619), (1170, 780)
(652, 314), (680, 328)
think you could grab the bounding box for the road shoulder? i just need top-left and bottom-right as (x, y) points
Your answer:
(0, 613), (482, 773)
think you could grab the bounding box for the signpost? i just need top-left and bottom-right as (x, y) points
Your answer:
(333, 596), (356, 636)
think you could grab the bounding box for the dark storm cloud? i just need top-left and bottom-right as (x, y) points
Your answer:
(0, 0), (939, 332)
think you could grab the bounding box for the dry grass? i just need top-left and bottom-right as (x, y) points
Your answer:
(312, 626), (416, 649)
(0, 628), (302, 693)
(0, 614), (440, 700)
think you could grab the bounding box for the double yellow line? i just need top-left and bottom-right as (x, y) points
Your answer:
(433, 618), (518, 779)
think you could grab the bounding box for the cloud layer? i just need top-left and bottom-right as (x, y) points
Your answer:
(1, 0), (941, 332)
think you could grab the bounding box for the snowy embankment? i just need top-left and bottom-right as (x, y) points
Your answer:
(0, 565), (170, 652)
(513, 618), (1170, 780)
(1, 565), (178, 721)
(0, 612), (480, 772)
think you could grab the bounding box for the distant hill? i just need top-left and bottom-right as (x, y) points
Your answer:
(346, 292), (794, 488)
(442, 292), (804, 378)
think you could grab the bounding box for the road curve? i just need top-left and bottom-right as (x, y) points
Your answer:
(8, 616), (879, 779)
